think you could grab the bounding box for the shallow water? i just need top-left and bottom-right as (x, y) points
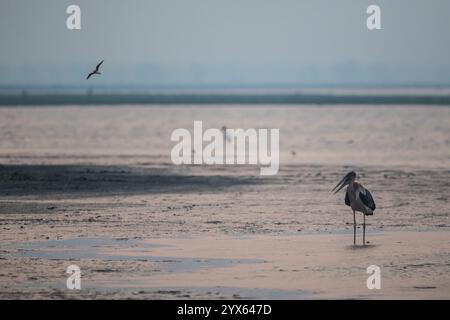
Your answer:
(0, 105), (449, 168)
(14, 236), (260, 273)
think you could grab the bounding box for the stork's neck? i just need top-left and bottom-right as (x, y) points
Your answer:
(347, 179), (358, 191)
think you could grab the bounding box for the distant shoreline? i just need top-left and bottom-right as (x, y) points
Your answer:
(1, 92), (450, 106)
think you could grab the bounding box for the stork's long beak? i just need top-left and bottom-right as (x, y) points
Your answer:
(331, 175), (349, 194)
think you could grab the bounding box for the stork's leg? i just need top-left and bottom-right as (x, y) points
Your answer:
(363, 214), (366, 245)
(353, 210), (356, 245)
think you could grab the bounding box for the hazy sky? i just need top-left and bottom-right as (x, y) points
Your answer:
(1, 0), (450, 86)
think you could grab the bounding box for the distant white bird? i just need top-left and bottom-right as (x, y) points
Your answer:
(332, 171), (376, 245)
(86, 60), (104, 80)
(221, 125), (232, 142)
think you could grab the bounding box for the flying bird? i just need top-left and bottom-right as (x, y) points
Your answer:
(86, 60), (104, 80)
(332, 171), (376, 245)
